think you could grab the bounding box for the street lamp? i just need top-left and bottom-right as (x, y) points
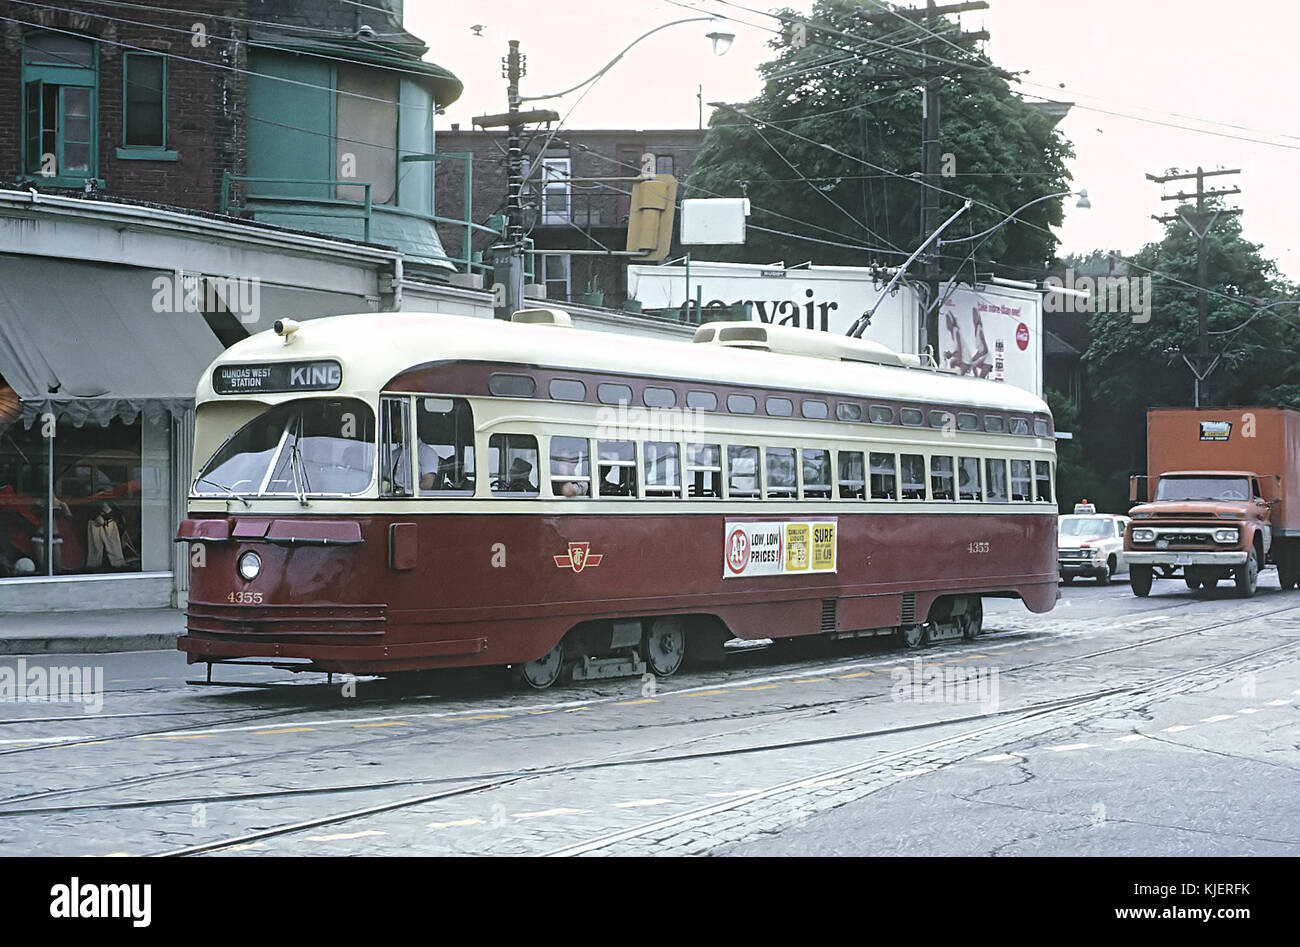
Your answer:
(481, 17), (735, 319)
(936, 189), (1090, 248)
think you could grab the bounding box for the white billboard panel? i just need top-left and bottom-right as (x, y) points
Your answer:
(935, 286), (1042, 397)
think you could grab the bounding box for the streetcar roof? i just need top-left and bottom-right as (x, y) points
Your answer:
(195, 311), (1050, 416)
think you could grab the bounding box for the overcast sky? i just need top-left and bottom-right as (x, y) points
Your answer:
(408, 0), (1299, 282)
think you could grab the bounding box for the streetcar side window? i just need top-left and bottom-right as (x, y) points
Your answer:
(985, 458), (1008, 502)
(728, 445), (760, 498)
(900, 408), (924, 427)
(1034, 418), (1050, 438)
(489, 373), (535, 398)
(836, 402), (862, 422)
(766, 447), (797, 498)
(598, 383), (633, 405)
(489, 434), (539, 495)
(1010, 417), (1031, 436)
(1010, 459), (1032, 501)
(869, 452), (896, 500)
(802, 449), (832, 499)
(644, 387), (677, 408)
(984, 415), (1005, 434)
(931, 456), (955, 501)
(957, 412), (980, 432)
(766, 397), (794, 418)
(958, 456), (982, 501)
(550, 436), (592, 498)
(1035, 461), (1053, 502)
(597, 440), (637, 497)
(549, 379), (586, 402)
(379, 396), (412, 497)
(687, 390), (718, 411)
(802, 400), (829, 420)
(727, 394), (757, 415)
(687, 443), (722, 498)
(415, 397), (475, 496)
(837, 450), (865, 499)
(644, 441), (681, 497)
(869, 405), (894, 424)
(929, 410), (953, 430)
(899, 453), (926, 500)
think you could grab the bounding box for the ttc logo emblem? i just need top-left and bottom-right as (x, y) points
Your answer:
(555, 541), (603, 573)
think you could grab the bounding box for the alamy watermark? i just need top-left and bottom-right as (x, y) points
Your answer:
(1044, 268), (1152, 324)
(0, 659), (104, 713)
(152, 272), (261, 325)
(890, 657), (1000, 712)
(594, 404), (706, 442)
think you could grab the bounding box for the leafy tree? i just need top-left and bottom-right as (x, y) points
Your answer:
(686, 0), (1074, 272)
(1078, 207), (1297, 497)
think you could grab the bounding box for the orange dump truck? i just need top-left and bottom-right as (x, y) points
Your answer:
(1124, 407), (1300, 597)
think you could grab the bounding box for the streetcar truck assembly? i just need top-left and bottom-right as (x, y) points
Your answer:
(1125, 406), (1300, 597)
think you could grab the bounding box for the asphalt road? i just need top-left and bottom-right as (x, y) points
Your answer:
(1, 572), (1297, 857)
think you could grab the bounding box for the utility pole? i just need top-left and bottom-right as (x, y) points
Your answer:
(473, 41), (559, 320)
(1147, 166), (1242, 406)
(909, 0), (990, 358)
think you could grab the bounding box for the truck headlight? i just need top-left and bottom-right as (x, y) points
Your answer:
(1213, 529), (1239, 544)
(1131, 529), (1156, 543)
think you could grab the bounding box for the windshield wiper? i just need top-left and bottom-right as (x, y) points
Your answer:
(287, 424), (311, 507)
(194, 475), (251, 508)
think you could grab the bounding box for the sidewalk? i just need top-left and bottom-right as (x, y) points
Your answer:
(0, 608), (183, 655)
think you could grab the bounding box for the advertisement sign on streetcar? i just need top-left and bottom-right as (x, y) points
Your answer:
(724, 521), (837, 578)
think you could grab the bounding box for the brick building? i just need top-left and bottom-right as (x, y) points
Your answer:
(434, 127), (706, 307)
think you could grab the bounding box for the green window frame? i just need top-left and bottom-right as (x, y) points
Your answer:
(20, 31), (101, 185)
(118, 52), (177, 160)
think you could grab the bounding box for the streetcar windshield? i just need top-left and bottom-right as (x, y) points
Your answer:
(194, 398), (376, 497)
(1058, 517), (1110, 539)
(1154, 476), (1251, 502)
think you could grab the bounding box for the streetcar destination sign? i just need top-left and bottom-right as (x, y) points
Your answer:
(213, 360), (342, 395)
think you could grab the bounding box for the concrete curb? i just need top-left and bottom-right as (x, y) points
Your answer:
(0, 634), (180, 656)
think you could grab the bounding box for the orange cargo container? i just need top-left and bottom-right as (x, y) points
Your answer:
(1146, 407), (1300, 531)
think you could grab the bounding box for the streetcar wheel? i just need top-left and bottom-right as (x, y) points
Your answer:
(1130, 565), (1153, 597)
(511, 638), (567, 690)
(899, 623), (928, 649)
(1235, 548), (1259, 598)
(643, 617), (686, 677)
(960, 599), (984, 641)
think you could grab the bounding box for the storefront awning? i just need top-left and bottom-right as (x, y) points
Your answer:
(0, 257), (225, 427)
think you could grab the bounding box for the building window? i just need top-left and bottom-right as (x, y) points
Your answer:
(123, 53), (166, 149)
(656, 154), (674, 176)
(540, 156), (571, 224)
(541, 254), (571, 302)
(22, 32), (97, 183)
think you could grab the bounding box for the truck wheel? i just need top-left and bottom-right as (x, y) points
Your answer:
(1061, 574), (1074, 586)
(1277, 545), (1300, 589)
(1130, 565), (1153, 597)
(1235, 548), (1259, 598)
(1184, 574), (1200, 591)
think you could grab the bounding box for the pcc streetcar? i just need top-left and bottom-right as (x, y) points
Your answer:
(177, 309), (1058, 688)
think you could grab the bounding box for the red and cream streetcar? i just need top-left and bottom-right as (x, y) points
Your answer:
(177, 309), (1058, 688)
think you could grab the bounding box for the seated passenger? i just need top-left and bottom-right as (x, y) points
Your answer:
(506, 457), (536, 493)
(552, 452), (589, 498)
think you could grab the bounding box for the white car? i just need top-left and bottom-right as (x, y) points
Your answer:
(1058, 509), (1130, 585)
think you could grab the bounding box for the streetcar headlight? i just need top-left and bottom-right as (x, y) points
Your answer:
(1213, 529), (1239, 544)
(1131, 529), (1156, 543)
(238, 550), (262, 581)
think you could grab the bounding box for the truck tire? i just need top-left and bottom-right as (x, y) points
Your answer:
(1235, 547), (1259, 598)
(1277, 542), (1300, 589)
(1130, 565), (1153, 597)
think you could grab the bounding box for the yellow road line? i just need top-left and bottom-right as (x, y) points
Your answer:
(835, 672), (872, 679)
(793, 678), (831, 683)
(446, 715), (511, 722)
(613, 699), (659, 705)
(738, 684), (780, 691)
(352, 722), (408, 728)
(253, 727), (316, 735)
(142, 734), (215, 741)
(306, 830), (387, 842)
(677, 690), (729, 698)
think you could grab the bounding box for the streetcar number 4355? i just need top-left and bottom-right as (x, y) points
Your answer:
(968, 542), (990, 554)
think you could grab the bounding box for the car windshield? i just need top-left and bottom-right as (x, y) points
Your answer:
(1058, 517), (1110, 539)
(1155, 476), (1251, 502)
(194, 398), (376, 497)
